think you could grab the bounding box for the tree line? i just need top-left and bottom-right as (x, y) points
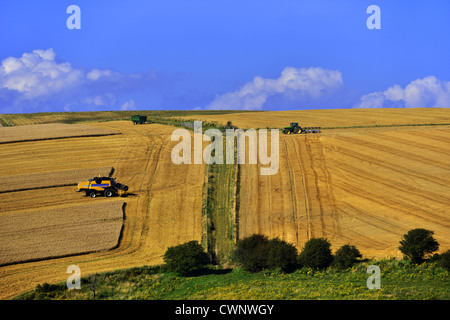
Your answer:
(163, 228), (450, 276)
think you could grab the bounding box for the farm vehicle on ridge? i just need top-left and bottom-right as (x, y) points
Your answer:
(282, 122), (321, 134)
(131, 115), (147, 124)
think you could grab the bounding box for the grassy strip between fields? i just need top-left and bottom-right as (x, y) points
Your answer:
(163, 119), (239, 265)
(0, 114), (14, 126)
(15, 259), (449, 300)
(205, 154), (237, 265)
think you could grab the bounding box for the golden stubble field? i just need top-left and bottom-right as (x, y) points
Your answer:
(238, 126), (450, 258)
(0, 108), (449, 300)
(0, 121), (205, 299)
(181, 107), (450, 129)
(0, 123), (119, 144)
(0, 201), (124, 266)
(184, 108), (450, 258)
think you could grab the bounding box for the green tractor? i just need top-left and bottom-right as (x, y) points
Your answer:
(282, 122), (321, 134)
(131, 115), (147, 125)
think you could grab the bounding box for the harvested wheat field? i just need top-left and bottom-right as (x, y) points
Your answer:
(0, 121), (205, 299)
(0, 201), (124, 266)
(0, 123), (119, 144)
(0, 167), (111, 194)
(181, 107), (450, 129)
(0, 187), (99, 214)
(182, 108), (450, 258)
(1, 109), (449, 299)
(239, 124), (450, 258)
(0, 137), (125, 176)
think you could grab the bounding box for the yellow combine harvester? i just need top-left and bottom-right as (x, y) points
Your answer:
(76, 168), (129, 198)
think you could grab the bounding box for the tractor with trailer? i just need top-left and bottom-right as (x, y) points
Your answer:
(76, 168), (129, 198)
(282, 122), (321, 134)
(131, 115), (147, 124)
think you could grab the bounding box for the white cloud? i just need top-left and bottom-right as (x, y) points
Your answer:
(120, 99), (136, 111)
(207, 67), (343, 110)
(85, 95), (105, 106)
(0, 49), (133, 102)
(33, 49), (56, 61)
(0, 49), (84, 98)
(87, 69), (114, 81)
(0, 49), (160, 113)
(356, 76), (450, 108)
(354, 92), (387, 109)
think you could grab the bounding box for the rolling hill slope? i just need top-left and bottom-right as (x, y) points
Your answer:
(0, 108), (449, 299)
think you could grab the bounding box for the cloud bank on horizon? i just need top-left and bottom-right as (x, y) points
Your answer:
(208, 70), (450, 110)
(207, 67), (344, 110)
(355, 76), (450, 109)
(0, 49), (449, 113)
(0, 49), (160, 113)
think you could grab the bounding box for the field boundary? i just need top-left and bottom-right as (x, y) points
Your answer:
(322, 122), (450, 130)
(0, 132), (121, 145)
(256, 122), (450, 131)
(201, 164), (210, 250)
(203, 134), (240, 265)
(0, 183), (77, 194)
(112, 202), (127, 251)
(234, 161), (241, 244)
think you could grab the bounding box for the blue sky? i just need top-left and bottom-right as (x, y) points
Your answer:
(0, 0), (449, 113)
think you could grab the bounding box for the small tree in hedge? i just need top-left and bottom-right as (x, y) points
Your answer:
(298, 238), (333, 269)
(267, 237), (298, 272)
(399, 228), (439, 264)
(438, 250), (450, 271)
(234, 234), (298, 272)
(163, 241), (209, 276)
(234, 234), (271, 272)
(333, 244), (362, 269)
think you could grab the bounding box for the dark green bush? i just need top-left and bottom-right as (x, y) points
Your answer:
(35, 282), (65, 293)
(333, 244), (362, 269)
(267, 237), (298, 272)
(234, 234), (298, 272)
(398, 228), (439, 264)
(439, 250), (450, 271)
(234, 234), (271, 272)
(28, 282), (67, 299)
(298, 238), (333, 269)
(163, 241), (209, 276)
